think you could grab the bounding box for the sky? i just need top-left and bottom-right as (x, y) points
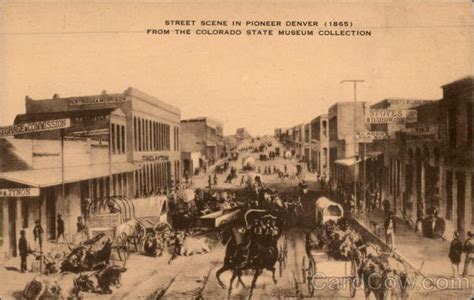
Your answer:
(0, 1), (472, 135)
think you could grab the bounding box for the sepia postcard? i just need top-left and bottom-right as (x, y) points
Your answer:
(0, 1), (472, 299)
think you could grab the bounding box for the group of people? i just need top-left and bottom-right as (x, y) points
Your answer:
(448, 230), (473, 277)
(305, 219), (366, 264)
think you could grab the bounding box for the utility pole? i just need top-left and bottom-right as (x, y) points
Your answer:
(340, 79), (364, 215)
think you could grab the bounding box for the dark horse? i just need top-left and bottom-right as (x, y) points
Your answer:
(215, 226), (246, 289)
(227, 240), (279, 298)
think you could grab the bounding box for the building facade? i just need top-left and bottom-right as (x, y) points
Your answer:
(181, 117), (224, 167)
(0, 88), (181, 259)
(309, 114), (329, 176)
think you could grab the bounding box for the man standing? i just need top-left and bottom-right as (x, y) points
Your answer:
(33, 219), (44, 251)
(18, 230), (29, 273)
(449, 231), (463, 277)
(462, 231), (473, 277)
(56, 213), (65, 243)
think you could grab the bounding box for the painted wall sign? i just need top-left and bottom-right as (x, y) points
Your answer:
(67, 95), (126, 106)
(0, 119), (71, 137)
(0, 188), (40, 197)
(356, 131), (390, 140)
(365, 109), (417, 124)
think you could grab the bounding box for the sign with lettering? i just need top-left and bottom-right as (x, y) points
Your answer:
(141, 155), (169, 162)
(0, 188), (40, 197)
(356, 131), (390, 140)
(405, 125), (441, 140)
(67, 95), (126, 106)
(365, 109), (417, 124)
(0, 119), (71, 137)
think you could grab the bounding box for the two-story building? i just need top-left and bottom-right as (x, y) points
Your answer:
(0, 88), (181, 259)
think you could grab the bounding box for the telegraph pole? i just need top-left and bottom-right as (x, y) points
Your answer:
(340, 79), (364, 215)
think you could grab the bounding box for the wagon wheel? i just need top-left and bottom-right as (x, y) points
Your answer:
(349, 261), (357, 298)
(308, 259), (315, 296)
(116, 232), (129, 261)
(135, 223), (146, 252)
(301, 256), (307, 284)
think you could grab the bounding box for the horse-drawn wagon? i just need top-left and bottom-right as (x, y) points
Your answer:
(314, 197), (344, 226)
(87, 194), (170, 260)
(301, 251), (358, 297)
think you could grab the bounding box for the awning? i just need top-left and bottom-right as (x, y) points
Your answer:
(0, 162), (139, 188)
(335, 152), (382, 167)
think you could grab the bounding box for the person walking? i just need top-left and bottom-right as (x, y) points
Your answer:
(213, 172), (218, 185)
(33, 219), (44, 251)
(18, 230), (29, 273)
(208, 174), (212, 188)
(56, 213), (65, 243)
(462, 231), (473, 277)
(449, 231), (463, 277)
(384, 212), (396, 250)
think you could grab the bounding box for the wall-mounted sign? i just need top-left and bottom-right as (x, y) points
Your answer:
(67, 95), (126, 106)
(356, 131), (390, 140)
(366, 109), (417, 124)
(405, 125), (441, 140)
(0, 119), (71, 137)
(141, 155), (169, 162)
(0, 188), (40, 197)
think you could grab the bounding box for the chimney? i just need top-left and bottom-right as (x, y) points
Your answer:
(53, 93), (60, 99)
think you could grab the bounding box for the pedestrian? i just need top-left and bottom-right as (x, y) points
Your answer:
(462, 231), (474, 277)
(18, 230), (29, 273)
(208, 174), (212, 188)
(384, 211), (396, 250)
(33, 219), (44, 251)
(449, 231), (463, 277)
(240, 175), (245, 187)
(213, 172), (218, 185)
(168, 233), (182, 264)
(56, 213), (65, 243)
(77, 216), (86, 233)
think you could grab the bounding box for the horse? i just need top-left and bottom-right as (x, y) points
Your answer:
(215, 226), (246, 289)
(227, 238), (279, 298)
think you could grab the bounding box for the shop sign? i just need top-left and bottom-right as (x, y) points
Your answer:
(366, 109), (417, 124)
(67, 95), (126, 106)
(140, 155), (169, 162)
(405, 125), (441, 140)
(356, 131), (390, 140)
(0, 188), (40, 197)
(0, 119), (71, 137)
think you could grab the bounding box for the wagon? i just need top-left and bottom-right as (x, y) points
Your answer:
(198, 208), (241, 228)
(314, 197), (344, 226)
(301, 249), (358, 297)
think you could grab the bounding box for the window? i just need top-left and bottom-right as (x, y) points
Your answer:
(121, 125), (125, 153)
(448, 106), (457, 148)
(111, 124), (116, 154)
(134, 117), (138, 151)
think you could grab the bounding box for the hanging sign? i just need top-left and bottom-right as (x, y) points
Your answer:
(0, 188), (40, 197)
(0, 119), (71, 137)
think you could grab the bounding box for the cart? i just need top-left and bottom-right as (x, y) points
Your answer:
(301, 249), (357, 297)
(87, 196), (144, 261)
(314, 197), (344, 226)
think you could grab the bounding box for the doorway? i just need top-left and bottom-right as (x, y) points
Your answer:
(8, 199), (17, 257)
(45, 188), (56, 240)
(456, 172), (466, 237)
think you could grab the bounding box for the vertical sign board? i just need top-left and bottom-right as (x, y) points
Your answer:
(0, 188), (40, 197)
(0, 119), (71, 137)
